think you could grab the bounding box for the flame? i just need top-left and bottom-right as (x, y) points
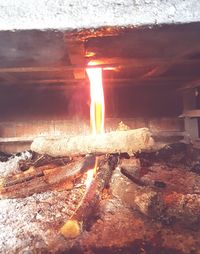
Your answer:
(85, 169), (94, 190)
(84, 63), (105, 188)
(86, 66), (105, 135)
(85, 157), (98, 190)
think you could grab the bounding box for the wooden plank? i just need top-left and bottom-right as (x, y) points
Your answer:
(0, 58), (198, 75)
(0, 73), (17, 83)
(180, 109), (200, 118)
(65, 38), (86, 80)
(181, 90), (199, 140)
(0, 77), (195, 87)
(179, 80), (200, 91)
(0, 66), (81, 73)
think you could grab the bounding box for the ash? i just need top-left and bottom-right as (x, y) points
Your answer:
(0, 188), (83, 254)
(0, 151), (32, 177)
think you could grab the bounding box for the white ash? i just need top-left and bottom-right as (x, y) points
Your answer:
(0, 151), (32, 178)
(0, 188), (83, 254)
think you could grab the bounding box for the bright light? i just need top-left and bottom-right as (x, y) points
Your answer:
(85, 153), (98, 189)
(86, 67), (105, 135)
(85, 169), (94, 190)
(84, 65), (105, 188)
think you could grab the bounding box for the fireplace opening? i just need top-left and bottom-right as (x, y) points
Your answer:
(0, 21), (200, 254)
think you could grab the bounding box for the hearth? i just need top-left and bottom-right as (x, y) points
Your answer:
(0, 17), (200, 254)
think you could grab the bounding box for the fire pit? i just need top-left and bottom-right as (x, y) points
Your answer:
(0, 2), (200, 253)
(0, 76), (200, 253)
(1, 143), (200, 253)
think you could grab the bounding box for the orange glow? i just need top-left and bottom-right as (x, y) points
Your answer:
(85, 156), (98, 189)
(86, 66), (105, 135)
(84, 62), (105, 188)
(87, 59), (116, 71)
(85, 169), (94, 190)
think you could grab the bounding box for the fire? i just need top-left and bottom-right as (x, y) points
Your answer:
(84, 63), (105, 187)
(86, 65), (105, 135)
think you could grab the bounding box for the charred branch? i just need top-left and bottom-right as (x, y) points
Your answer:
(60, 155), (118, 238)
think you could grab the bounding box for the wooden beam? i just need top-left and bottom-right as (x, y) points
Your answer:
(0, 77), (193, 87)
(0, 73), (17, 83)
(65, 38), (86, 79)
(0, 58), (199, 74)
(180, 109), (200, 118)
(178, 80), (200, 91)
(0, 66), (82, 73)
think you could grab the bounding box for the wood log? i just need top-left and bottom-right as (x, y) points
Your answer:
(60, 155), (118, 238)
(0, 155), (96, 199)
(31, 128), (154, 157)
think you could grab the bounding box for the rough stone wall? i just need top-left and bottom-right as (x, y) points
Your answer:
(0, 0), (199, 31)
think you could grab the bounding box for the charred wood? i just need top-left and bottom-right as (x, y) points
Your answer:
(0, 155), (96, 199)
(60, 155), (118, 238)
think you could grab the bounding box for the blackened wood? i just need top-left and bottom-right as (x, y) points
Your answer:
(0, 155), (96, 199)
(60, 155), (118, 237)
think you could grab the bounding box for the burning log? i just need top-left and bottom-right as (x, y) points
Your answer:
(0, 155), (96, 199)
(60, 155), (118, 238)
(31, 128), (154, 157)
(19, 153), (71, 171)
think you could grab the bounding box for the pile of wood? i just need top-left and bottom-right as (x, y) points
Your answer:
(0, 128), (154, 238)
(0, 129), (200, 253)
(1, 127), (200, 247)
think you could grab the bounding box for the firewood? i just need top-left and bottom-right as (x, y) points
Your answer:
(0, 155), (96, 199)
(19, 154), (71, 171)
(60, 155), (118, 238)
(31, 128), (154, 157)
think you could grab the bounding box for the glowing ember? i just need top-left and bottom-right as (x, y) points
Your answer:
(85, 169), (94, 190)
(86, 66), (105, 135)
(85, 157), (98, 189)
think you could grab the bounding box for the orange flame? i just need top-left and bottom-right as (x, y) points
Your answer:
(86, 66), (105, 135)
(84, 64), (105, 187)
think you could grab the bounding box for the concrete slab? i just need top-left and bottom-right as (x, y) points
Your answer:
(0, 0), (199, 31)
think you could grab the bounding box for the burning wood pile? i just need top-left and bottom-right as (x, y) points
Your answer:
(0, 140), (200, 253)
(0, 63), (200, 254)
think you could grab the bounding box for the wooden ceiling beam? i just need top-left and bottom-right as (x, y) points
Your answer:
(0, 72), (18, 83)
(65, 37), (86, 80)
(0, 77), (193, 87)
(0, 57), (199, 74)
(178, 80), (200, 90)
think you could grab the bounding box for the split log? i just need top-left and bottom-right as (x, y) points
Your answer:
(31, 128), (154, 157)
(19, 154), (71, 171)
(0, 155), (96, 199)
(60, 155), (118, 238)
